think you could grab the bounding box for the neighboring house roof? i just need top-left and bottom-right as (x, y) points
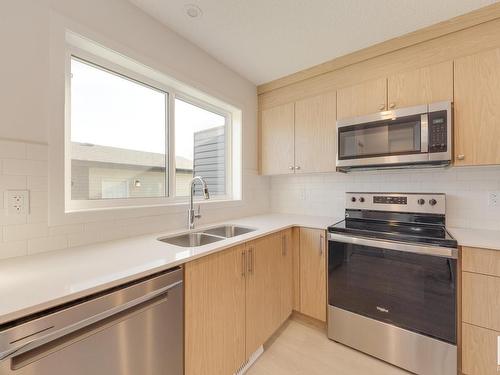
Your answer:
(71, 143), (193, 170)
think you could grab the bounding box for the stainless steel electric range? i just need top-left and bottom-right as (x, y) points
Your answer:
(327, 193), (457, 375)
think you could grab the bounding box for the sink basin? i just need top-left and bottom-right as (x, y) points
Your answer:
(158, 233), (224, 247)
(202, 225), (256, 238)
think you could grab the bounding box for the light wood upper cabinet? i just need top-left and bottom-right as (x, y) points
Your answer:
(294, 92), (337, 173)
(454, 48), (500, 166)
(185, 245), (246, 375)
(299, 228), (327, 322)
(261, 102), (295, 175)
(245, 232), (290, 356)
(337, 77), (387, 120)
(387, 61), (453, 109)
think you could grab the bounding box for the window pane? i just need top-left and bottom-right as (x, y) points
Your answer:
(70, 58), (167, 200)
(175, 99), (226, 197)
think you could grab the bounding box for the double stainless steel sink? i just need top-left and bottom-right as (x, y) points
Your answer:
(158, 225), (256, 247)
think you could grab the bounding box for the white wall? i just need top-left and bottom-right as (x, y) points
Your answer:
(0, 0), (269, 259)
(270, 167), (500, 230)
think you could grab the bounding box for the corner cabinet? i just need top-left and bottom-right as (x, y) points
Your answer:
(185, 230), (293, 375)
(454, 48), (500, 166)
(246, 229), (293, 356)
(260, 92), (337, 176)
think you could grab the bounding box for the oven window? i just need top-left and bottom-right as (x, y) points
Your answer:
(339, 119), (421, 159)
(328, 241), (456, 344)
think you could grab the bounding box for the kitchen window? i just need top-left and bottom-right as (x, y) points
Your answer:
(65, 46), (239, 213)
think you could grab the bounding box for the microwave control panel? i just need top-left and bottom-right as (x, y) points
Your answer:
(428, 110), (448, 153)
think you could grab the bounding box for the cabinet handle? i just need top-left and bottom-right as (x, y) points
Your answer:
(456, 154), (465, 161)
(248, 247), (254, 274)
(389, 103), (396, 109)
(295, 166), (301, 170)
(378, 104), (385, 111)
(319, 234), (324, 256)
(497, 335), (500, 369)
(282, 234), (287, 256)
(241, 250), (246, 277)
(289, 166), (294, 170)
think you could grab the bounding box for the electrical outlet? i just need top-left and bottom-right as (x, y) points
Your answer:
(489, 192), (499, 207)
(5, 190), (30, 215)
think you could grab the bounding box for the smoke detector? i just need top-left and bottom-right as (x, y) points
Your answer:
(185, 4), (202, 19)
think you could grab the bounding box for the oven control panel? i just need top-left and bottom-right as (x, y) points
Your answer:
(346, 193), (445, 214)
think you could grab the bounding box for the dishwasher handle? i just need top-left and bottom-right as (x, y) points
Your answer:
(0, 279), (182, 362)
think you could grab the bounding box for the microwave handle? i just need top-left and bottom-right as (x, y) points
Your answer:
(420, 113), (429, 153)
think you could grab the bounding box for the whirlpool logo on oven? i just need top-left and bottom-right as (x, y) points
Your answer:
(376, 306), (390, 313)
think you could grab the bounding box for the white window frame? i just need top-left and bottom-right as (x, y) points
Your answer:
(65, 46), (235, 213)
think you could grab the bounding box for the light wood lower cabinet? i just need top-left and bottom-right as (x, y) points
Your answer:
(299, 228), (327, 322)
(461, 246), (500, 375)
(462, 323), (500, 375)
(246, 230), (292, 356)
(462, 271), (500, 331)
(185, 230), (293, 375)
(185, 244), (246, 375)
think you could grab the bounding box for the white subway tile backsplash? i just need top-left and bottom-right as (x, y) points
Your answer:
(27, 235), (68, 255)
(0, 241), (28, 260)
(3, 223), (48, 241)
(26, 143), (48, 161)
(0, 140), (27, 159)
(271, 166), (500, 231)
(3, 159), (48, 176)
(27, 176), (48, 191)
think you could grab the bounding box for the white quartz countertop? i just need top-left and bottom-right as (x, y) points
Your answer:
(448, 227), (500, 251)
(0, 213), (340, 325)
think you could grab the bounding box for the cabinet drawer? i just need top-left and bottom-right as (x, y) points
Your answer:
(462, 247), (500, 277)
(462, 272), (500, 331)
(462, 322), (500, 375)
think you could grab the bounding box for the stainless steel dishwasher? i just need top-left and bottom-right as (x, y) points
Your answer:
(0, 267), (183, 375)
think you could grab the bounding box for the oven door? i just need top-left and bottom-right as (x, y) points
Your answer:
(337, 105), (429, 168)
(328, 233), (457, 344)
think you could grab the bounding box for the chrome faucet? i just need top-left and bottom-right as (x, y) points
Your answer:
(188, 176), (210, 229)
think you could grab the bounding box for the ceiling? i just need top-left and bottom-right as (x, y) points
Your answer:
(129, 0), (498, 85)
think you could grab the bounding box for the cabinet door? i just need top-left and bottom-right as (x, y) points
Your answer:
(294, 92), (337, 173)
(246, 232), (284, 356)
(261, 103), (295, 175)
(454, 48), (500, 166)
(279, 229), (293, 323)
(387, 61), (453, 109)
(185, 245), (246, 375)
(462, 322), (500, 375)
(299, 228), (327, 321)
(337, 77), (387, 120)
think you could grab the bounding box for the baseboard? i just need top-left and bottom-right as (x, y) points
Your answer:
(234, 345), (264, 375)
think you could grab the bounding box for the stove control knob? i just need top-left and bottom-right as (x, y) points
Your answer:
(429, 199), (437, 206)
(351, 197), (357, 203)
(417, 199), (425, 205)
(359, 197), (365, 203)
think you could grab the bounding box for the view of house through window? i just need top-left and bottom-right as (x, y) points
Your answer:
(70, 57), (168, 201)
(69, 56), (231, 205)
(175, 98), (227, 197)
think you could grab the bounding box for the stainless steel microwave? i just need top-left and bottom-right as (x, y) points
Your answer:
(336, 101), (452, 172)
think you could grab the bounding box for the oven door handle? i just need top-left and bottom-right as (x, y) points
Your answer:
(328, 233), (458, 259)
